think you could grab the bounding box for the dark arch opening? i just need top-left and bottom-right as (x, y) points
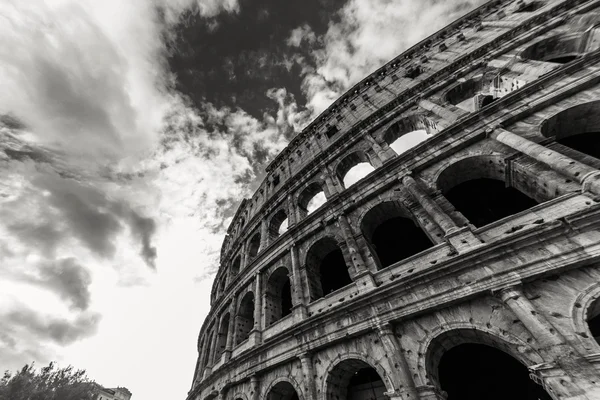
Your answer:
(231, 255), (241, 276)
(521, 34), (593, 64)
(247, 232), (261, 261)
(305, 237), (352, 301)
(439, 343), (552, 400)
(515, 1), (544, 12)
(336, 151), (375, 189)
(444, 178), (538, 228)
(215, 313), (230, 360)
(234, 292), (254, 345)
(265, 267), (293, 326)
(444, 75), (499, 112)
(587, 297), (600, 345)
(360, 201), (433, 269)
(541, 101), (600, 161)
(269, 209), (288, 241)
(325, 359), (386, 400)
(267, 381), (300, 400)
(438, 157), (538, 228)
(298, 182), (327, 218)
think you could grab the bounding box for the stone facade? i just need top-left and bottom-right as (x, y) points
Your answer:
(188, 0), (600, 399)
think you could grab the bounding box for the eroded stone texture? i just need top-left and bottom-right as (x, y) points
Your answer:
(190, 1), (600, 399)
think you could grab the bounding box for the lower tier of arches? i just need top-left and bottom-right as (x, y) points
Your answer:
(193, 265), (600, 400)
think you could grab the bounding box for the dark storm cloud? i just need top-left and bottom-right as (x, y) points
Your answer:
(36, 258), (93, 311)
(168, 0), (347, 118)
(3, 306), (101, 346)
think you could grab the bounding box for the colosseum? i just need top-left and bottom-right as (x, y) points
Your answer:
(187, 0), (600, 399)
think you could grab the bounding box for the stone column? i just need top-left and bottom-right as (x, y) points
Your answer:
(401, 175), (481, 252)
(287, 194), (297, 227)
(299, 353), (317, 400)
(250, 273), (263, 345)
(223, 301), (236, 362)
(418, 99), (463, 123)
(260, 218), (269, 250)
(250, 375), (260, 400)
(241, 241), (249, 271)
(490, 128), (600, 195)
(338, 215), (376, 289)
(290, 245), (308, 319)
(324, 165), (342, 197)
(364, 134), (393, 163)
(497, 285), (600, 399)
(402, 175), (457, 234)
(376, 323), (420, 400)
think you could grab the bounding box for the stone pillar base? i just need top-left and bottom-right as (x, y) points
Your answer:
(249, 329), (262, 346)
(292, 304), (308, 321)
(222, 349), (232, 362)
(444, 226), (482, 253)
(354, 271), (377, 292)
(416, 385), (447, 400)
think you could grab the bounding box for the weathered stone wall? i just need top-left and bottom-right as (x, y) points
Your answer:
(191, 1), (600, 399)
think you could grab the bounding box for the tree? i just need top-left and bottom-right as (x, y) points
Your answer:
(0, 362), (99, 400)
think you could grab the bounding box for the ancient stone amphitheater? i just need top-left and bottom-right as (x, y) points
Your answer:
(188, 1), (600, 399)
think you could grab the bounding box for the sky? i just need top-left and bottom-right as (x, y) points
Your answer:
(0, 0), (487, 399)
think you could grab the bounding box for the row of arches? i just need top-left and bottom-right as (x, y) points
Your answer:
(220, 98), (600, 312)
(202, 272), (600, 393)
(227, 343), (553, 400)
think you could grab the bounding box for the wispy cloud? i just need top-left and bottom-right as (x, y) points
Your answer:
(288, 0), (488, 114)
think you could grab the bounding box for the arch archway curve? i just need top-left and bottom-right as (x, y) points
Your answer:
(433, 153), (508, 193)
(300, 233), (346, 266)
(539, 100), (600, 140)
(572, 281), (600, 352)
(418, 322), (544, 388)
(262, 376), (305, 400)
(320, 351), (396, 400)
(230, 391), (249, 400)
(354, 193), (413, 234)
(377, 113), (440, 145)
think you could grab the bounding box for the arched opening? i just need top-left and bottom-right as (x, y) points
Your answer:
(383, 115), (440, 155)
(388, 130), (429, 155)
(266, 381), (300, 400)
(298, 182), (327, 218)
(215, 313), (230, 360)
(265, 267), (293, 326)
(305, 237), (352, 301)
(438, 157), (538, 228)
(587, 297), (600, 345)
(336, 152), (375, 189)
(515, 1), (544, 12)
(521, 33), (595, 64)
(325, 359), (387, 400)
(444, 75), (500, 112)
(541, 101), (600, 161)
(231, 255), (241, 276)
(439, 343), (552, 400)
(269, 209), (289, 241)
(445, 178), (538, 228)
(360, 201), (434, 269)
(247, 232), (261, 261)
(234, 292), (254, 345)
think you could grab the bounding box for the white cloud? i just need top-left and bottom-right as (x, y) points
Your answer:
(290, 0), (488, 114)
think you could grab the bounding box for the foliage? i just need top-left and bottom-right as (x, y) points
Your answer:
(0, 362), (99, 400)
